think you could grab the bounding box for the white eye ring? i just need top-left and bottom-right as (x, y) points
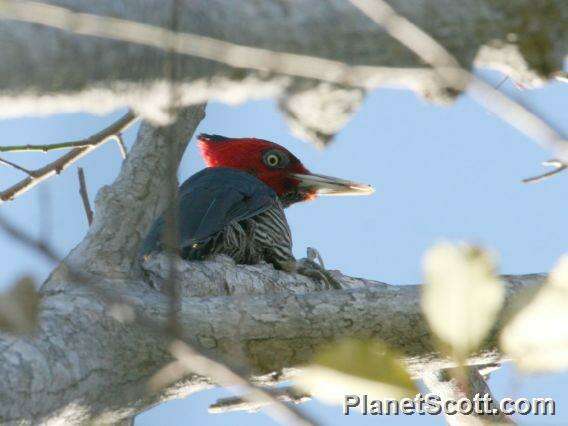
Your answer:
(266, 154), (279, 167)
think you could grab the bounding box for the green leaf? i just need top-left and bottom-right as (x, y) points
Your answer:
(422, 243), (505, 360)
(296, 339), (417, 405)
(501, 255), (568, 372)
(0, 276), (40, 335)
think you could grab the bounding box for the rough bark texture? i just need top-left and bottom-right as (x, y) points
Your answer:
(0, 106), (206, 424)
(0, 104), (548, 424)
(0, 2), (564, 419)
(65, 106), (206, 278)
(0, 256), (545, 424)
(0, 0), (566, 144)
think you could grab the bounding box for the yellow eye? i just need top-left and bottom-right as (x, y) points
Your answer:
(266, 153), (280, 167)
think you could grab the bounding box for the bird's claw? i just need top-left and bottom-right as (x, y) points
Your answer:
(296, 252), (342, 290)
(306, 246), (325, 269)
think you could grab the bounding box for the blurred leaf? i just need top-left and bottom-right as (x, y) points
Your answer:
(0, 276), (40, 334)
(501, 255), (568, 372)
(422, 243), (505, 360)
(296, 339), (417, 405)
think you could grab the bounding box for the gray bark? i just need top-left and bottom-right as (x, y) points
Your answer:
(0, 255), (545, 424)
(0, 0), (566, 144)
(64, 107), (206, 278)
(0, 103), (547, 424)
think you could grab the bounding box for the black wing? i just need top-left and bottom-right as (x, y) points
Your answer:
(140, 167), (277, 257)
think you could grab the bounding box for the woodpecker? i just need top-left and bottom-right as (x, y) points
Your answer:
(140, 134), (374, 287)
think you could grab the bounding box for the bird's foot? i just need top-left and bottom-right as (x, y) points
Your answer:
(296, 247), (342, 290)
(306, 247), (325, 269)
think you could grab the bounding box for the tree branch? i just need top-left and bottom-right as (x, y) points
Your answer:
(0, 134), (127, 153)
(349, 0), (568, 166)
(0, 254), (543, 424)
(76, 167), (94, 226)
(0, 156), (36, 176)
(0, 103), (550, 423)
(64, 105), (206, 277)
(115, 133), (128, 159)
(0, 111), (137, 203)
(0, 0), (438, 93)
(522, 159), (568, 184)
(165, 340), (316, 425)
(0, 0), (565, 145)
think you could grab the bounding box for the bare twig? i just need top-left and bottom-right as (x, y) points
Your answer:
(494, 75), (509, 90)
(522, 159), (568, 184)
(348, 0), (568, 165)
(77, 167), (94, 225)
(209, 386), (310, 414)
(166, 340), (316, 426)
(0, 111), (138, 203)
(0, 133), (129, 155)
(0, 157), (36, 175)
(1, 139), (109, 153)
(140, 321), (318, 425)
(115, 133), (127, 159)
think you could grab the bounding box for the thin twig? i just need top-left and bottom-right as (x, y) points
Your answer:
(348, 0), (568, 165)
(0, 111), (138, 203)
(0, 157), (36, 176)
(77, 167), (94, 225)
(0, 133), (129, 155)
(522, 160), (568, 184)
(1, 139), (113, 153)
(494, 75), (509, 90)
(168, 340), (316, 426)
(114, 133), (127, 159)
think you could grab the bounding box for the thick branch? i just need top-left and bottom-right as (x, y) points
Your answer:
(0, 101), (549, 425)
(0, 254), (543, 424)
(0, 0), (565, 144)
(64, 105), (206, 277)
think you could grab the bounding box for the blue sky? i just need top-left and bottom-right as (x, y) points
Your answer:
(0, 70), (566, 425)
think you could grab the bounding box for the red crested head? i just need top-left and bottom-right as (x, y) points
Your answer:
(197, 134), (374, 206)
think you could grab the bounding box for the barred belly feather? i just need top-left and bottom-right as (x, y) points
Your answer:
(202, 200), (294, 268)
(140, 168), (296, 272)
